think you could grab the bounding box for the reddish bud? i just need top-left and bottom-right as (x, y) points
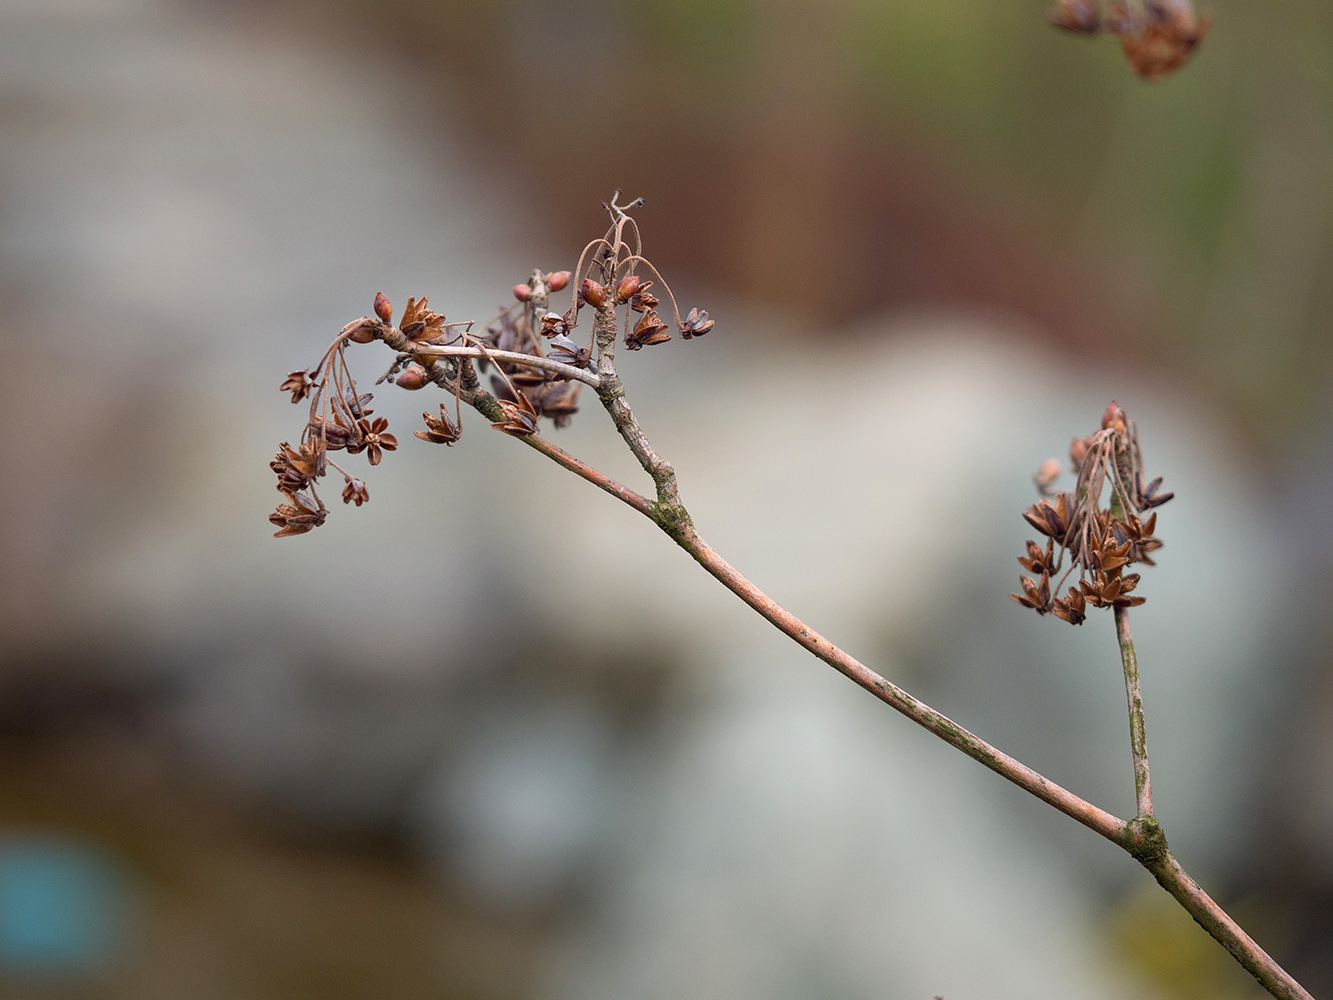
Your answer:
(347, 319), (377, 344)
(546, 270), (571, 292)
(395, 365), (430, 390)
(580, 278), (606, 309)
(374, 292), (393, 324)
(1100, 401), (1123, 430)
(615, 275), (642, 301)
(513, 283), (532, 302)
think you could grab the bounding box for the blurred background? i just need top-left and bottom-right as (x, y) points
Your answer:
(1, 0), (1331, 997)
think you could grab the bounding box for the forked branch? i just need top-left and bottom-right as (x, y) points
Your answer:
(267, 199), (1313, 1000)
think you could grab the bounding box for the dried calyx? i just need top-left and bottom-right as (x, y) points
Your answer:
(1009, 402), (1173, 625)
(267, 196), (713, 537)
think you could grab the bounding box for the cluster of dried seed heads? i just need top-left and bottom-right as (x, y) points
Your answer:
(1047, 0), (1209, 80)
(268, 197), (713, 537)
(1010, 402), (1173, 624)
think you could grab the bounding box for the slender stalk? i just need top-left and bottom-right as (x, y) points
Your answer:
(366, 205), (1311, 997)
(1149, 854), (1314, 1000)
(1115, 606), (1154, 819)
(670, 517), (1130, 844)
(550, 412), (1308, 997)
(400, 343), (600, 388)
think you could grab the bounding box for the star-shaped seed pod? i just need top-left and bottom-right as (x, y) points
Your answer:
(1023, 493), (1072, 540)
(680, 307), (713, 339)
(347, 417), (398, 465)
(269, 491), (328, 538)
(399, 296), (447, 342)
(415, 405), (460, 446)
(1010, 572), (1053, 614)
(491, 391), (539, 437)
(626, 309), (670, 351)
(1018, 539), (1059, 577)
(280, 370), (314, 403)
(341, 477), (369, 507)
(1080, 570), (1145, 609)
(1052, 587), (1087, 625)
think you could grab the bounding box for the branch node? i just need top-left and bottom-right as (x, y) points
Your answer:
(1124, 815), (1170, 868)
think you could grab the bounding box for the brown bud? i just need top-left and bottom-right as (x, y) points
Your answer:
(374, 292), (393, 324)
(346, 319), (377, 344)
(615, 275), (642, 301)
(513, 283), (532, 302)
(395, 365), (430, 390)
(546, 270), (571, 292)
(1069, 436), (1089, 465)
(1035, 458), (1062, 494)
(580, 278), (606, 309)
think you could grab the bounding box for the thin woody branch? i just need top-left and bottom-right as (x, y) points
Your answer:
(1115, 606), (1154, 819)
(382, 336), (600, 388)
(267, 199), (1312, 1000)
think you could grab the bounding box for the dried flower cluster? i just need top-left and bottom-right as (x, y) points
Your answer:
(1047, 0), (1210, 80)
(1010, 402), (1173, 624)
(267, 194), (712, 537)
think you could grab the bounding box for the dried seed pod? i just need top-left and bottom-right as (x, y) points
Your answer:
(270, 491), (328, 538)
(491, 391), (539, 437)
(680, 307), (714, 338)
(342, 477), (369, 506)
(1010, 572), (1053, 614)
(630, 290), (659, 313)
(416, 405), (460, 445)
(280, 370), (313, 403)
(626, 309), (671, 351)
(539, 311), (571, 339)
(399, 296), (447, 341)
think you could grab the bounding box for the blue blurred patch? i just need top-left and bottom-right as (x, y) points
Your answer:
(0, 836), (132, 975)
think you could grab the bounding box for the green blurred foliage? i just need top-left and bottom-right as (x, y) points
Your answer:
(373, 0), (1333, 438)
(624, 0), (1333, 437)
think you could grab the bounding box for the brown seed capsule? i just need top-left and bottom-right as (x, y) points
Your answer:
(615, 275), (642, 302)
(546, 271), (571, 292)
(513, 283), (532, 302)
(374, 292), (393, 324)
(395, 365), (430, 390)
(580, 278), (606, 309)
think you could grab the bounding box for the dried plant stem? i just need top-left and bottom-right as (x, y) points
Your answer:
(671, 518), (1130, 842)
(1149, 854), (1314, 1000)
(475, 387), (1313, 1000)
(402, 343), (600, 388)
(1115, 606), (1154, 819)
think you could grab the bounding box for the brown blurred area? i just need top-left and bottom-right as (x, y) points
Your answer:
(295, 0), (1333, 444)
(2, 1), (1333, 998)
